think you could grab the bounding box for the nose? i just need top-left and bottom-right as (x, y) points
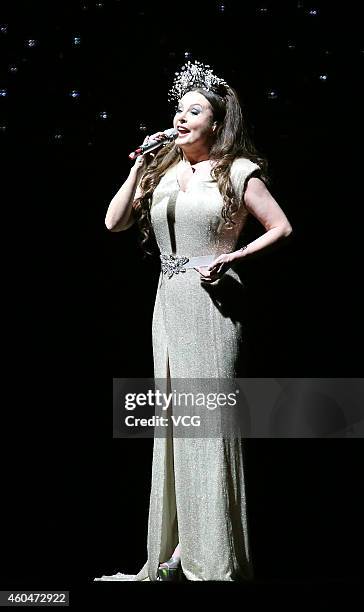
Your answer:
(176, 109), (188, 123)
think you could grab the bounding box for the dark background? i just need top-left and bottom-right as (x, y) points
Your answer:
(1, 0), (363, 607)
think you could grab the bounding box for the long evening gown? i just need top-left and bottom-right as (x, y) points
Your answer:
(95, 157), (260, 581)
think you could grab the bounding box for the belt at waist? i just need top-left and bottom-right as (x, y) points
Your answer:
(160, 253), (215, 278)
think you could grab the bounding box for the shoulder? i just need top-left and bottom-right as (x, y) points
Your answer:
(243, 175), (269, 207)
(230, 157), (261, 176)
(229, 157), (261, 199)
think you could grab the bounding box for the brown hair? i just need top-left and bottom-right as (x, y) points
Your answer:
(133, 86), (268, 255)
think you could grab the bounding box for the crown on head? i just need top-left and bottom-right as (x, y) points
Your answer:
(168, 60), (229, 103)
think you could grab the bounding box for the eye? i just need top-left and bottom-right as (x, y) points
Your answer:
(175, 107), (200, 115)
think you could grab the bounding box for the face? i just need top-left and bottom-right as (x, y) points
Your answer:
(173, 91), (215, 150)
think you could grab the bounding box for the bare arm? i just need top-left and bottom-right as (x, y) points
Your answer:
(105, 131), (168, 232)
(233, 177), (293, 261)
(196, 176), (293, 282)
(105, 163), (143, 232)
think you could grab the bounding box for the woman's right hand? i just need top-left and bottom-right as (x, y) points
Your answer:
(132, 132), (168, 173)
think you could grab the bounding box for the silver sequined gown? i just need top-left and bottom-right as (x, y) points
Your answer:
(96, 157), (260, 582)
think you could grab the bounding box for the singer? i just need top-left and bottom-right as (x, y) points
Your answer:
(96, 61), (293, 582)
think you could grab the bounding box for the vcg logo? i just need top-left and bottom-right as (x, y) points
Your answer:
(171, 415), (201, 427)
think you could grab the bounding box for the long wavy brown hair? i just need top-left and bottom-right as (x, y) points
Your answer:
(133, 86), (268, 256)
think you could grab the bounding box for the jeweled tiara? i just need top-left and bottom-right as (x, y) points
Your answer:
(168, 60), (229, 103)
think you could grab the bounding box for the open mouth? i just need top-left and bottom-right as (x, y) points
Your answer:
(177, 128), (190, 135)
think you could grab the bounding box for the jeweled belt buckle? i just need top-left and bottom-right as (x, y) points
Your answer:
(160, 253), (190, 279)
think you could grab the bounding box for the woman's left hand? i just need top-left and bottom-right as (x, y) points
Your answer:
(195, 252), (236, 283)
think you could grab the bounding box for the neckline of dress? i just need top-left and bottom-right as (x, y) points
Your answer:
(175, 160), (214, 193)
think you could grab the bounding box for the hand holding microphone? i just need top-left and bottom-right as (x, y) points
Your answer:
(129, 128), (178, 161)
(131, 133), (161, 174)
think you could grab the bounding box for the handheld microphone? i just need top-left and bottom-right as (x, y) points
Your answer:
(128, 128), (178, 160)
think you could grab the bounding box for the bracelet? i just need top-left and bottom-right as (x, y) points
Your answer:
(239, 245), (247, 251)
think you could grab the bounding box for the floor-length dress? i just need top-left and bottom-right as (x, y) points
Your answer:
(95, 157), (260, 582)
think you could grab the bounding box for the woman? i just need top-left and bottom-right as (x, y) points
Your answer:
(96, 61), (293, 582)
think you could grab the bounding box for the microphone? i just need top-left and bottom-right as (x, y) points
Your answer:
(128, 128), (178, 160)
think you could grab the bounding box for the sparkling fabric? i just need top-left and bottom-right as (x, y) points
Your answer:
(94, 157), (260, 582)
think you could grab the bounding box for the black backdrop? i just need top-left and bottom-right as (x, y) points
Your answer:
(1, 0), (363, 608)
